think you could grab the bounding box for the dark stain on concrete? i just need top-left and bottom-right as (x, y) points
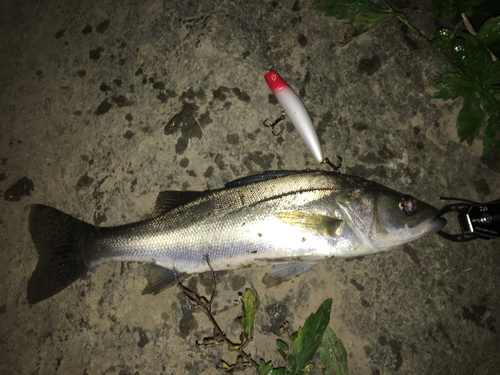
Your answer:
(132, 327), (149, 348)
(213, 86), (230, 101)
(4, 177), (34, 201)
(81, 25), (92, 35)
(96, 20), (110, 34)
(298, 33), (307, 47)
(55, 28), (65, 39)
(214, 153), (225, 170)
(263, 300), (290, 335)
(76, 175), (94, 191)
(462, 304), (496, 332)
(402, 245), (421, 267)
(267, 93), (279, 105)
(93, 213), (107, 226)
(243, 151), (274, 173)
(180, 88), (205, 101)
(350, 278), (364, 291)
(473, 177), (490, 196)
(226, 133), (239, 145)
(204, 166), (214, 178)
(100, 82), (111, 92)
(89, 47), (104, 61)
(175, 137), (189, 154)
(164, 103), (198, 136)
(317, 111), (333, 145)
(123, 130), (134, 139)
(95, 99), (112, 115)
(112, 95), (133, 108)
(358, 55), (381, 76)
(230, 275), (246, 291)
(178, 279), (199, 339)
(153, 81), (165, 90)
(377, 144), (396, 159)
(358, 152), (384, 165)
(232, 88), (250, 102)
(353, 122), (369, 131)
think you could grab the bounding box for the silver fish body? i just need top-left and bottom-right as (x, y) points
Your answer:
(27, 170), (446, 303)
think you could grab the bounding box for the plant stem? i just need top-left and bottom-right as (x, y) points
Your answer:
(381, 0), (454, 65)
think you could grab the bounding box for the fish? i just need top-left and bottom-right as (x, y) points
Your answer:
(27, 169), (446, 304)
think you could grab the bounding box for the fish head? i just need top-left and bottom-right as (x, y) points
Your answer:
(339, 179), (447, 251)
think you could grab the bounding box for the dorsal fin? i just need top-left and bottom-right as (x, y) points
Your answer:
(224, 170), (305, 189)
(151, 190), (212, 217)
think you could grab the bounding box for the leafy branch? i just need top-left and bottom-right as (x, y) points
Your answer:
(177, 265), (348, 374)
(312, 0), (500, 156)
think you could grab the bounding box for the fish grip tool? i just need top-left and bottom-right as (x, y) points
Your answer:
(435, 198), (500, 242)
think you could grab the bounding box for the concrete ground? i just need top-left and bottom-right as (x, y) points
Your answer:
(1, 0), (499, 374)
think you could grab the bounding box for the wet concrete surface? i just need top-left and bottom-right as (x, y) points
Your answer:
(1, 0), (499, 374)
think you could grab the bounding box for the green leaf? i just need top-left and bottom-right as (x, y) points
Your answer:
(477, 16), (500, 45)
(483, 116), (500, 156)
(433, 76), (476, 100)
(318, 326), (349, 375)
(277, 349), (288, 362)
(482, 60), (500, 85)
(476, 88), (500, 115)
(354, 10), (400, 32)
(462, 32), (480, 47)
(451, 38), (477, 78)
(432, 28), (455, 49)
(288, 355), (298, 372)
(288, 299), (333, 373)
(432, 0), (457, 20)
(312, 0), (381, 19)
(257, 359), (272, 374)
(456, 96), (484, 143)
(239, 288), (258, 339)
(432, 0), (484, 21)
(276, 339), (289, 352)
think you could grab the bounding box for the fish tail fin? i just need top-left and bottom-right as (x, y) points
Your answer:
(27, 204), (96, 304)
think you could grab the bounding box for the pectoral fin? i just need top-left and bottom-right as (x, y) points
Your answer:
(274, 211), (344, 237)
(262, 262), (317, 288)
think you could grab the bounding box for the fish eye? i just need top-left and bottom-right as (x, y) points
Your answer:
(399, 195), (417, 216)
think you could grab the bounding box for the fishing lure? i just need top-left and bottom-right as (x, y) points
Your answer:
(264, 70), (323, 163)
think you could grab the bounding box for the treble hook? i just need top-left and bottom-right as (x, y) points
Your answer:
(263, 109), (285, 136)
(322, 156), (343, 172)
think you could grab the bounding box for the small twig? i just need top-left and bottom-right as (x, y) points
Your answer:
(461, 12), (498, 62)
(176, 257), (261, 372)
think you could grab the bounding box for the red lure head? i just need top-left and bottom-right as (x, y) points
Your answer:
(264, 70), (290, 93)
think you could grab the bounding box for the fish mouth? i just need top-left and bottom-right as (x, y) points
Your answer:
(429, 216), (447, 232)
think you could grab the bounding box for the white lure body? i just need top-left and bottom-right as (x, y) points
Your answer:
(265, 70), (323, 163)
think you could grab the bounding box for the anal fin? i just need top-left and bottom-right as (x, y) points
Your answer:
(262, 262), (317, 288)
(142, 264), (185, 295)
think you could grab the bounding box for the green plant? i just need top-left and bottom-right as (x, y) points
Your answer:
(178, 272), (348, 374)
(312, 0), (500, 156)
